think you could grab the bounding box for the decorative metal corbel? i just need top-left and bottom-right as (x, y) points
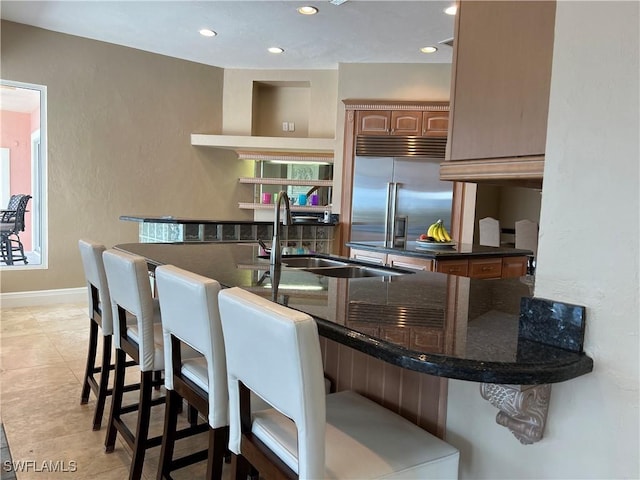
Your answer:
(480, 383), (552, 444)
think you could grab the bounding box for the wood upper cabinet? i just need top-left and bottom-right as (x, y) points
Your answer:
(390, 111), (422, 135)
(422, 111), (449, 137)
(447, 1), (556, 161)
(354, 107), (448, 137)
(356, 111), (391, 135)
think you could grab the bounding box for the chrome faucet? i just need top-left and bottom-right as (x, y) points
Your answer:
(270, 191), (292, 265)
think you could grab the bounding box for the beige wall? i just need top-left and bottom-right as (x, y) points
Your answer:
(447, 2), (639, 478)
(0, 21), (254, 293)
(222, 69), (338, 138)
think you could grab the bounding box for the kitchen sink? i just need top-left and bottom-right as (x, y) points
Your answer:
(256, 254), (414, 278)
(281, 257), (350, 268)
(301, 265), (409, 278)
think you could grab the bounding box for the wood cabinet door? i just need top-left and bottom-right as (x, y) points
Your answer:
(435, 259), (469, 276)
(356, 111), (391, 135)
(390, 111), (422, 135)
(468, 258), (502, 278)
(422, 111), (449, 137)
(501, 256), (528, 278)
(448, 1), (556, 160)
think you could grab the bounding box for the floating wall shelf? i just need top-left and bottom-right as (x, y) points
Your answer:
(191, 134), (335, 154)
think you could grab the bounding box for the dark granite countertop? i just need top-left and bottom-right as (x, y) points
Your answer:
(115, 242), (593, 385)
(347, 241), (532, 260)
(120, 214), (338, 226)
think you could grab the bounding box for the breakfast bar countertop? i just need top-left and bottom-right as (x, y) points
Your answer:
(115, 242), (593, 386)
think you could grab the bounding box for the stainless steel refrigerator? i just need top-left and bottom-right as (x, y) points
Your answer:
(350, 156), (453, 248)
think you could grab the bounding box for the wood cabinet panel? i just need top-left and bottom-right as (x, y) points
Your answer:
(410, 328), (445, 354)
(391, 111), (422, 135)
(448, 1), (556, 161)
(356, 111), (391, 135)
(381, 327), (410, 346)
(387, 254), (433, 271)
(435, 259), (469, 276)
(502, 256), (528, 278)
(422, 111), (449, 137)
(349, 248), (387, 265)
(468, 258), (502, 279)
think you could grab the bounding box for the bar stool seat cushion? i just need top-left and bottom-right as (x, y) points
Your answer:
(182, 356), (272, 412)
(252, 390), (459, 479)
(126, 303), (200, 372)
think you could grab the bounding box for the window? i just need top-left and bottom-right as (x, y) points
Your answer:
(0, 80), (47, 268)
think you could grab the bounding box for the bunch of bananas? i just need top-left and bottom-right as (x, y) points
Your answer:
(422, 219), (452, 242)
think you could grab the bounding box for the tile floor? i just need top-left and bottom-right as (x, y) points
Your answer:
(0, 302), (229, 479)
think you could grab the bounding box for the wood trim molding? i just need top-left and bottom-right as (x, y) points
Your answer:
(236, 151), (334, 163)
(440, 155), (544, 183)
(343, 99), (450, 112)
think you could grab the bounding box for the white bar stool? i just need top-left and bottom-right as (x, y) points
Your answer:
(218, 287), (460, 480)
(102, 249), (201, 480)
(78, 239), (138, 430)
(155, 265), (229, 480)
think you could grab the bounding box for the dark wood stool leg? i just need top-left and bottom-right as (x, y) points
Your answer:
(81, 320), (99, 404)
(92, 335), (113, 430)
(157, 389), (181, 480)
(130, 370), (154, 480)
(230, 454), (252, 480)
(206, 426), (230, 480)
(154, 370), (162, 390)
(187, 404), (198, 427)
(105, 348), (126, 453)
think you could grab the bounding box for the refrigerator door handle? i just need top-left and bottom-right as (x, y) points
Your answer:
(384, 182), (394, 247)
(387, 182), (400, 247)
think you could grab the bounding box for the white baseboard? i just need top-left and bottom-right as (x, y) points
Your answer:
(0, 287), (86, 309)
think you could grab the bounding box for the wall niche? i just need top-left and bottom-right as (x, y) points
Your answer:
(251, 81), (311, 137)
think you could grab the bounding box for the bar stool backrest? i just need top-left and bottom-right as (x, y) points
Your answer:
(78, 239), (113, 335)
(218, 287), (327, 479)
(155, 265), (228, 429)
(103, 249), (157, 371)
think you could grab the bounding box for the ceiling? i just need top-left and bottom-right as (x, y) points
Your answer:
(0, 0), (456, 69)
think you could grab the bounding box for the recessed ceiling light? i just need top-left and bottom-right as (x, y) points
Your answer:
(297, 6), (318, 15)
(199, 28), (217, 37)
(420, 46), (438, 54)
(444, 5), (457, 15)
(268, 47), (285, 54)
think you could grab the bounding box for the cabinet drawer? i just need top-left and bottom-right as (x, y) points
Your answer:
(436, 260), (469, 276)
(468, 258), (502, 278)
(381, 327), (410, 347)
(387, 254), (433, 271)
(349, 249), (387, 265)
(410, 328), (444, 354)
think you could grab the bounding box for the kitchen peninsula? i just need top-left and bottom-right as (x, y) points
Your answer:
(116, 241), (593, 444)
(348, 241), (532, 278)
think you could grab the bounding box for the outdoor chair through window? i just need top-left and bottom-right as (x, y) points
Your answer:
(0, 194), (31, 265)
